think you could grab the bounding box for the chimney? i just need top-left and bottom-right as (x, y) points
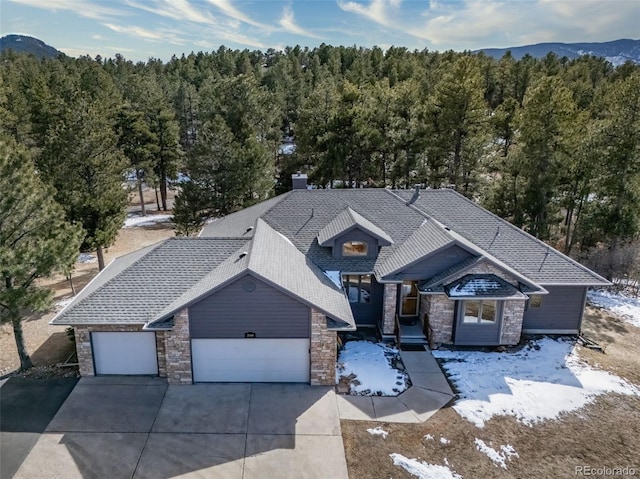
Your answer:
(291, 171), (308, 190)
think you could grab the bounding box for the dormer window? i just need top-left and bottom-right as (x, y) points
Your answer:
(343, 241), (368, 256)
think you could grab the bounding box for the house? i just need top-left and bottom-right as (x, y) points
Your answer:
(52, 179), (609, 385)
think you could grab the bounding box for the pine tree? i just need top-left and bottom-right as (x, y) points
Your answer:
(0, 140), (83, 370)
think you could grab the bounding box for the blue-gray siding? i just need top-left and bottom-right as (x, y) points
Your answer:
(522, 285), (587, 331)
(189, 274), (310, 339)
(397, 245), (475, 281)
(453, 301), (503, 346)
(332, 229), (378, 259)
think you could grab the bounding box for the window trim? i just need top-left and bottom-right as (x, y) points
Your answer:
(342, 274), (372, 304)
(528, 294), (543, 309)
(461, 299), (500, 324)
(342, 240), (368, 257)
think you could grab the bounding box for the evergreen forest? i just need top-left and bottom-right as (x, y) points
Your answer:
(1, 45), (639, 282)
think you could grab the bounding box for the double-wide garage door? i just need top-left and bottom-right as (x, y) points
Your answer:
(92, 332), (158, 375)
(192, 338), (310, 383)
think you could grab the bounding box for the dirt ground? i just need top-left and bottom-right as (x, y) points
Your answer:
(0, 199), (176, 376)
(342, 306), (640, 478)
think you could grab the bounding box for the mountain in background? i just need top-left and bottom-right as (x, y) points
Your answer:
(476, 39), (640, 66)
(0, 34), (63, 58)
(2, 34), (639, 66)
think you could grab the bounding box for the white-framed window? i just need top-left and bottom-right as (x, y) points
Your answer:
(343, 274), (372, 303)
(463, 300), (498, 324)
(342, 241), (368, 256)
(528, 295), (543, 309)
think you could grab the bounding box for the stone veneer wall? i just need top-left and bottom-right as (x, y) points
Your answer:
(425, 295), (456, 345)
(73, 324), (155, 377)
(500, 299), (525, 345)
(382, 283), (398, 335)
(310, 309), (337, 385)
(164, 308), (192, 384)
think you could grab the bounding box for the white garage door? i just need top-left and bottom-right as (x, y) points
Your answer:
(92, 332), (158, 375)
(192, 339), (310, 383)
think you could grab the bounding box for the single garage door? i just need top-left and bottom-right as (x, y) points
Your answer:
(191, 338), (310, 383)
(92, 332), (158, 375)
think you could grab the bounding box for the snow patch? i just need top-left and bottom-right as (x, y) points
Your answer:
(432, 338), (640, 427)
(367, 426), (388, 438)
(278, 143), (296, 155)
(448, 278), (502, 297)
(77, 253), (97, 263)
(336, 341), (409, 396)
(390, 454), (463, 479)
(323, 270), (342, 289)
(587, 289), (640, 328)
(123, 214), (172, 228)
(474, 439), (519, 469)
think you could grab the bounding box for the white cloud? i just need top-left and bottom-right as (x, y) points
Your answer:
(279, 5), (322, 39)
(7, 0), (124, 20)
(205, 0), (268, 28)
(103, 23), (188, 45)
(126, 0), (216, 25)
(337, 0), (400, 27)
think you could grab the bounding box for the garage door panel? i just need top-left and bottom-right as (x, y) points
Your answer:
(192, 339), (309, 383)
(92, 332), (158, 375)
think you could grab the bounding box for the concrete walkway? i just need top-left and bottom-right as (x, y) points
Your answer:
(336, 349), (454, 423)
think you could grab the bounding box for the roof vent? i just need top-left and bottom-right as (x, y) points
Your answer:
(246, 226), (254, 233)
(239, 251), (248, 258)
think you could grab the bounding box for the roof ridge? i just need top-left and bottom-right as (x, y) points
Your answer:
(438, 189), (609, 284)
(385, 188), (433, 220)
(57, 239), (170, 318)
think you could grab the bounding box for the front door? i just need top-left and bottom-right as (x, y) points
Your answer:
(400, 281), (419, 316)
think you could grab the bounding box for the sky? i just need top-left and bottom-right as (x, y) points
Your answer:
(2, 0), (639, 62)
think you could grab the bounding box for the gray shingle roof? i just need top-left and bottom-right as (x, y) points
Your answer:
(261, 189), (427, 273)
(419, 257), (483, 293)
(51, 238), (249, 325)
(444, 274), (526, 299)
(317, 207), (393, 246)
(377, 218), (457, 279)
(148, 219), (355, 329)
(56, 187), (606, 328)
(199, 193), (290, 238)
(394, 189), (608, 285)
(248, 219), (354, 328)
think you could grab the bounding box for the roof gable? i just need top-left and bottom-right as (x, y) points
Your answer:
(51, 237), (250, 326)
(317, 207), (393, 246)
(149, 219), (355, 330)
(377, 219), (463, 279)
(395, 189), (609, 286)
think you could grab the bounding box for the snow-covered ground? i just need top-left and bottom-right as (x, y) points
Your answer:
(433, 338), (640, 428)
(123, 214), (173, 228)
(390, 454), (462, 479)
(77, 253), (97, 263)
(336, 341), (409, 396)
(587, 289), (640, 328)
(474, 439), (518, 469)
(367, 426), (388, 438)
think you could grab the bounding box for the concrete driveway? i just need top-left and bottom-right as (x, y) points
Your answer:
(12, 377), (348, 479)
(0, 377), (78, 479)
